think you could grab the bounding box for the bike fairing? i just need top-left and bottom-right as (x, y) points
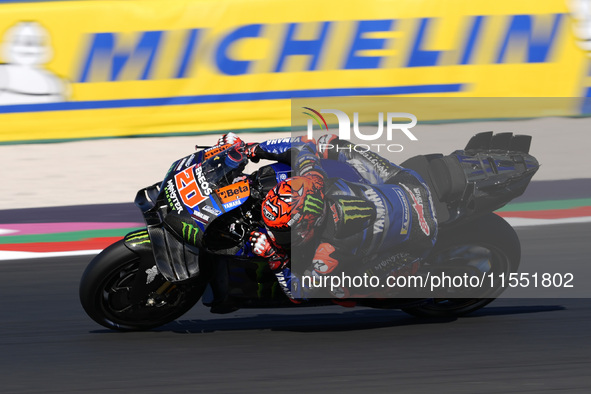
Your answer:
(157, 142), (290, 260)
(161, 144), (247, 234)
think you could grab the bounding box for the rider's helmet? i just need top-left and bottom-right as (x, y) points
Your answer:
(261, 176), (325, 249)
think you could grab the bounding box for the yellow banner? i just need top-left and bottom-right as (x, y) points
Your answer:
(0, 0), (588, 142)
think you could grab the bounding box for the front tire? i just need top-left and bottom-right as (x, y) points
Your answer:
(402, 213), (520, 318)
(79, 240), (206, 331)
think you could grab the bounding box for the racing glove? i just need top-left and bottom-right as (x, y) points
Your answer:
(250, 231), (302, 303)
(217, 133), (262, 162)
(249, 231), (288, 270)
(244, 143), (261, 162)
(217, 132), (244, 147)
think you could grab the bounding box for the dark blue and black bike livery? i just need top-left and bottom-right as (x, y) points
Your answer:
(80, 132), (539, 330)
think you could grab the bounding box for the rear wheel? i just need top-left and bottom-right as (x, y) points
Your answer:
(79, 240), (206, 331)
(402, 213), (520, 318)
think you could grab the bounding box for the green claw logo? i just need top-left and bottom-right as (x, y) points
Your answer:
(181, 222), (199, 244)
(125, 230), (151, 245)
(340, 199), (373, 223)
(303, 195), (323, 215)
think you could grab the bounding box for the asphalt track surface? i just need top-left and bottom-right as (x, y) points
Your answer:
(0, 221), (590, 393)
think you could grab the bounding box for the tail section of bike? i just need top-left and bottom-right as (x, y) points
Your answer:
(401, 132), (539, 225)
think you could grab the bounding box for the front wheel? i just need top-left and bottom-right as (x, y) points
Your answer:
(402, 213), (520, 318)
(79, 240), (206, 331)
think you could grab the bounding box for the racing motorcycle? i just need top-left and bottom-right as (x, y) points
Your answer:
(79, 131), (539, 330)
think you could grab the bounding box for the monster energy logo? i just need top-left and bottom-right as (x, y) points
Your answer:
(303, 195), (323, 215)
(181, 222), (199, 244)
(125, 230), (150, 246)
(340, 199), (373, 223)
(165, 179), (183, 212)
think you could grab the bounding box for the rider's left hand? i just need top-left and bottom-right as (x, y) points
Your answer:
(249, 231), (275, 258)
(249, 231), (288, 270)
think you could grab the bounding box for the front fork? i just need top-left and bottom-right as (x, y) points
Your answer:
(123, 228), (163, 304)
(123, 228), (213, 305)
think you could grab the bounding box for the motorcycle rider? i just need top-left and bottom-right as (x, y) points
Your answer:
(217, 132), (438, 301)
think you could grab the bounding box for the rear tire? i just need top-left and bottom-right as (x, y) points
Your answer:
(79, 240), (206, 331)
(402, 213), (520, 318)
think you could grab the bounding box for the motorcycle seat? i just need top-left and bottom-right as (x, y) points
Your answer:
(401, 154), (467, 224)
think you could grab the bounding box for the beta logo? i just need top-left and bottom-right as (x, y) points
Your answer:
(215, 180), (250, 203)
